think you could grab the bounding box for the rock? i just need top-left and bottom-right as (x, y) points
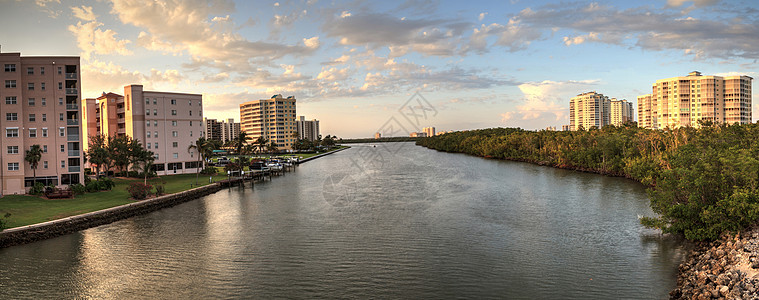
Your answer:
(719, 285), (729, 296)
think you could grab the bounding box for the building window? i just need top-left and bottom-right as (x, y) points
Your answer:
(190, 131), (193, 137)
(154, 131), (158, 138)
(40, 83), (45, 90)
(60, 145), (65, 153)
(59, 113), (64, 121)
(6, 113), (17, 121)
(189, 121), (192, 126)
(7, 146), (18, 154)
(27, 83), (34, 90)
(172, 131), (178, 137)
(153, 99), (157, 105)
(42, 128), (48, 137)
(29, 114), (36, 122)
(172, 120), (177, 126)
(172, 142), (178, 148)
(153, 109), (157, 115)
(27, 67), (33, 75)
(58, 67), (62, 74)
(154, 120), (158, 127)
(171, 99), (176, 105)
(146, 109), (150, 115)
(173, 153), (178, 159)
(28, 98), (35, 106)
(4, 64), (16, 72)
(43, 145), (47, 153)
(59, 127), (65, 136)
(145, 98), (150, 105)
(189, 100), (192, 106)
(59, 98), (63, 105)
(155, 142), (158, 149)
(198, 101), (201, 106)
(58, 82), (62, 90)
(61, 160), (65, 168)
(147, 132), (151, 138)
(29, 129), (37, 138)
(5, 80), (16, 88)
(189, 111), (193, 116)
(171, 110), (177, 115)
(146, 121), (150, 127)
(43, 161), (48, 169)
(6, 128), (18, 137)
(5, 96), (16, 104)
(41, 98), (46, 106)
(147, 143), (151, 149)
(8, 163), (19, 171)
(40, 67), (44, 75)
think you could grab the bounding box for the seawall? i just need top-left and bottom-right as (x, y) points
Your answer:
(0, 183), (222, 248)
(298, 147), (349, 163)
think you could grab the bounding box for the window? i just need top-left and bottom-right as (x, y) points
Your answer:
(59, 127), (65, 136)
(8, 163), (19, 171)
(153, 120), (158, 127)
(172, 141), (178, 148)
(43, 145), (47, 153)
(172, 131), (178, 137)
(5, 96), (16, 104)
(40, 67), (44, 75)
(7, 146), (18, 154)
(61, 160), (65, 168)
(28, 98), (35, 106)
(41, 98), (46, 106)
(190, 131), (193, 137)
(154, 154), (159, 160)
(29, 129), (36, 138)
(58, 82), (62, 90)
(173, 153), (179, 159)
(189, 111), (193, 116)
(171, 99), (176, 105)
(40, 83), (45, 90)
(4, 64), (16, 72)
(146, 109), (150, 115)
(146, 98), (150, 105)
(189, 100), (192, 106)
(147, 143), (151, 149)
(27, 67), (33, 75)
(153, 99), (157, 105)
(171, 110), (177, 115)
(42, 128), (48, 137)
(58, 67), (62, 74)
(198, 101), (201, 106)
(172, 120), (177, 126)
(59, 113), (64, 121)
(43, 161), (48, 169)
(59, 98), (63, 105)
(154, 131), (158, 138)
(189, 121), (193, 126)
(153, 109), (157, 115)
(27, 83), (34, 90)
(29, 114), (35, 122)
(6, 128), (18, 137)
(5, 80), (16, 88)
(60, 145), (65, 153)
(146, 121), (150, 127)
(147, 132), (151, 138)
(154, 142), (158, 149)
(6, 113), (17, 121)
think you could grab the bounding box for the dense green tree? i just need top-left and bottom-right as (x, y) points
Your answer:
(24, 144), (42, 186)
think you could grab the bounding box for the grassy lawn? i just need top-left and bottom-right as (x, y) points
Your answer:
(0, 147), (349, 230)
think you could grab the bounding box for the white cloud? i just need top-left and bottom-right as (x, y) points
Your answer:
(68, 20), (132, 60)
(501, 79), (599, 126)
(478, 12), (487, 21)
(303, 36), (320, 49)
(666, 0), (718, 7)
(563, 32), (600, 46)
(71, 5), (97, 21)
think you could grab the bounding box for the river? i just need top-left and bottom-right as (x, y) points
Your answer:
(0, 142), (685, 299)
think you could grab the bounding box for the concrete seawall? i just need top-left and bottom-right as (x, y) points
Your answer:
(0, 184), (222, 248)
(298, 147), (349, 163)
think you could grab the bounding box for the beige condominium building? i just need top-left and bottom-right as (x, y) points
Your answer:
(569, 91), (610, 131)
(0, 51), (84, 195)
(295, 116), (319, 141)
(83, 85), (204, 175)
(638, 71), (753, 129)
(239, 94), (296, 150)
(423, 126), (436, 137)
(609, 98), (634, 126)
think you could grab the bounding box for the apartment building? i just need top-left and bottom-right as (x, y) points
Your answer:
(204, 118), (222, 141)
(0, 51), (84, 194)
(239, 94), (296, 150)
(423, 126), (436, 137)
(84, 85), (204, 175)
(205, 118), (240, 143)
(609, 98), (634, 127)
(637, 71), (753, 129)
(295, 116), (319, 141)
(569, 91), (610, 131)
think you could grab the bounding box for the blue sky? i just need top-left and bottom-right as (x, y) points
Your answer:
(1, 0), (757, 138)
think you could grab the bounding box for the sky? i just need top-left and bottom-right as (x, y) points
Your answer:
(1, 0), (757, 138)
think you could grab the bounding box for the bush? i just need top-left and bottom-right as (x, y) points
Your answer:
(29, 182), (45, 195)
(200, 167), (217, 175)
(0, 213), (10, 230)
(127, 182), (152, 200)
(98, 178), (115, 190)
(85, 180), (99, 193)
(154, 183), (166, 196)
(70, 184), (86, 195)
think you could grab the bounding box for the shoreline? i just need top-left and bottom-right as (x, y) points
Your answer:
(0, 146), (349, 249)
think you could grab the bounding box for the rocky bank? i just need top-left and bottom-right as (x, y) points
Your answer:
(671, 226), (759, 299)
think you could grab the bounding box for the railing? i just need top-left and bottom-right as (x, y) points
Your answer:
(68, 150), (79, 157)
(117, 128), (125, 134)
(68, 166), (80, 173)
(65, 88), (77, 95)
(116, 107), (125, 113)
(67, 119), (79, 125)
(66, 104), (78, 110)
(65, 73), (77, 79)
(67, 134), (79, 141)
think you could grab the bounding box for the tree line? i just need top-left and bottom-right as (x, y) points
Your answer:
(416, 122), (759, 241)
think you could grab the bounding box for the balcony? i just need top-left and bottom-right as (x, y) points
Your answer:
(67, 134), (79, 141)
(68, 166), (80, 173)
(66, 88), (78, 95)
(66, 103), (78, 110)
(68, 150), (80, 157)
(117, 128), (125, 134)
(65, 73), (77, 79)
(117, 107), (125, 114)
(67, 119), (79, 126)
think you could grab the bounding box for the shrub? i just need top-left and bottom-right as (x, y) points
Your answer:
(0, 213), (10, 230)
(200, 167), (217, 175)
(84, 175), (92, 185)
(29, 182), (45, 195)
(70, 184), (86, 195)
(98, 178), (115, 190)
(154, 183), (166, 196)
(85, 180), (99, 193)
(127, 182), (152, 200)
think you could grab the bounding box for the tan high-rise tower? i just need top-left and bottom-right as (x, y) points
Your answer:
(239, 94), (297, 150)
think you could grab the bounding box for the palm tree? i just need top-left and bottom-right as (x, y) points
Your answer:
(267, 141), (279, 153)
(232, 132), (250, 155)
(188, 137), (210, 185)
(25, 144), (42, 187)
(254, 136), (269, 154)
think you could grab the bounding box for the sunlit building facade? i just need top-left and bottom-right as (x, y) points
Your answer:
(239, 94), (297, 150)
